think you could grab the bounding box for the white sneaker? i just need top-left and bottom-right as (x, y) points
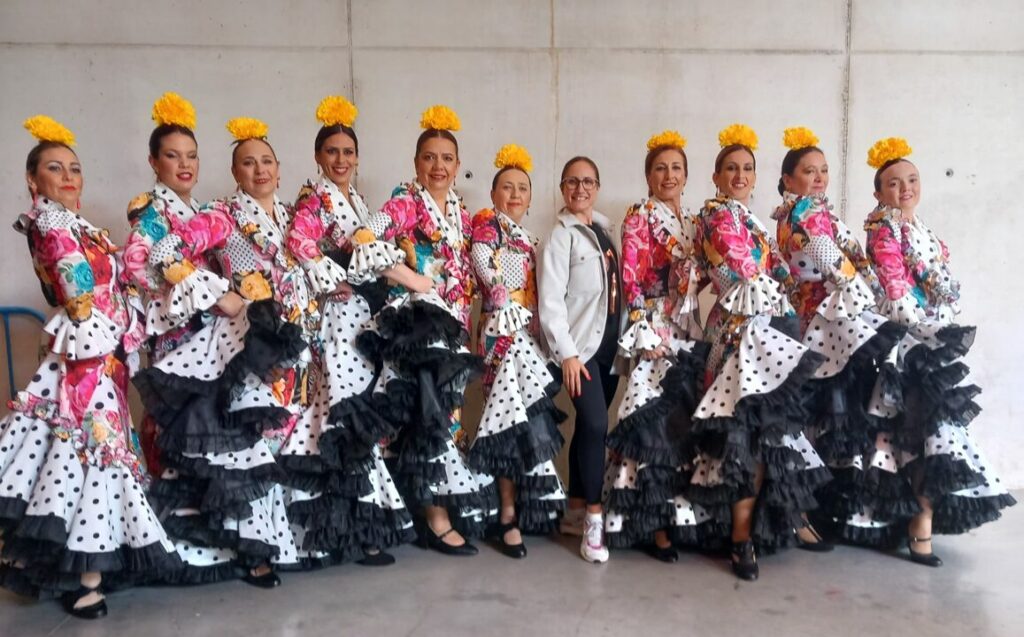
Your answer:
(580, 515), (609, 563)
(560, 508), (584, 536)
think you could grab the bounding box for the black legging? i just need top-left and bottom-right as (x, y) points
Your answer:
(567, 358), (619, 505)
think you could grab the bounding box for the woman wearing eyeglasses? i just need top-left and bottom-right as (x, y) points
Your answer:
(538, 156), (623, 563)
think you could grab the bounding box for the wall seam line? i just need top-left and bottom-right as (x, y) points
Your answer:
(839, 0), (853, 222)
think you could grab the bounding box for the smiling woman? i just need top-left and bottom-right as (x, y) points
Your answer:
(1, 115), (180, 619)
(286, 95), (415, 567)
(343, 104), (496, 558)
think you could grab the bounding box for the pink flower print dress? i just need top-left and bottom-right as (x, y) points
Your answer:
(853, 205), (1014, 544)
(347, 181), (496, 538)
(467, 208), (565, 533)
(1, 197), (179, 598)
(686, 196), (830, 551)
(600, 197), (715, 549)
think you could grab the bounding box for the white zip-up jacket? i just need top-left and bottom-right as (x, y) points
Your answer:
(538, 209), (624, 366)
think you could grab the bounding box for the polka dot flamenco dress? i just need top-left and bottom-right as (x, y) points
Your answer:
(0, 198), (179, 597)
(835, 206), (1016, 544)
(288, 177), (415, 556)
(687, 197), (831, 551)
(772, 193), (906, 535)
(601, 198), (716, 549)
(348, 182), (496, 539)
(468, 208), (566, 533)
(133, 194), (342, 580)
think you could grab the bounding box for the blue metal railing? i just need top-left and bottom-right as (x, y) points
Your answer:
(1, 306), (46, 401)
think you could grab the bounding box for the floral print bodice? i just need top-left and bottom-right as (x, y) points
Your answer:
(621, 198), (700, 316)
(150, 192), (319, 335)
(696, 197), (792, 296)
(774, 193), (881, 327)
(351, 181), (475, 329)
(15, 197), (134, 333)
(864, 205), (960, 323)
(470, 208), (539, 316)
(121, 183), (202, 295)
(288, 177), (371, 264)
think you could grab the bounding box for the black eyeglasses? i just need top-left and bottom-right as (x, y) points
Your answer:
(560, 177), (599, 190)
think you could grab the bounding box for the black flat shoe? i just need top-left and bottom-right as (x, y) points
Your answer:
(489, 519), (527, 559)
(62, 584), (107, 620)
(357, 549), (396, 567)
(642, 543), (679, 563)
(731, 540), (759, 581)
(417, 526), (478, 556)
(796, 525), (835, 553)
(908, 536), (943, 567)
(243, 569), (282, 588)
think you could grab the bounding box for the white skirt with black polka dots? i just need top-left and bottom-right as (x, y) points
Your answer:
(469, 323), (566, 533)
(603, 328), (717, 549)
(687, 313), (832, 550)
(831, 319), (1015, 545)
(0, 351), (179, 597)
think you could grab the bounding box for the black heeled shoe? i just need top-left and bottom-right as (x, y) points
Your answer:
(357, 548), (396, 567)
(62, 583), (107, 620)
(417, 525), (479, 556)
(243, 567), (282, 588)
(796, 525), (835, 553)
(731, 540), (759, 581)
(489, 519), (527, 559)
(641, 543), (679, 563)
(908, 536), (943, 567)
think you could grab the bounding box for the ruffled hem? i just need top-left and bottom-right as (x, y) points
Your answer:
(149, 269), (230, 337)
(133, 300), (306, 455)
(44, 309), (121, 360)
(320, 392), (398, 472)
(468, 387), (566, 477)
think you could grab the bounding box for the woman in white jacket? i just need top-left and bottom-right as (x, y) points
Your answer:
(539, 156), (622, 563)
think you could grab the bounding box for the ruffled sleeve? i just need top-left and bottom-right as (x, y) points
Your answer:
(147, 202), (235, 325)
(30, 219), (120, 358)
(287, 183), (349, 295)
(347, 191), (414, 284)
(865, 209), (922, 325)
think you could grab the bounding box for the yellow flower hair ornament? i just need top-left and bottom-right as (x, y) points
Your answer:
(23, 115), (76, 146)
(718, 123), (759, 150)
(783, 127), (819, 151)
(494, 143), (533, 173)
(152, 92), (196, 130)
(867, 137), (912, 169)
(646, 130), (687, 152)
(316, 95), (358, 128)
(226, 117), (269, 142)
(420, 105), (461, 131)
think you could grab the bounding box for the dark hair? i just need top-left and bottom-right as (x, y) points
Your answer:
(415, 129), (459, 157)
(714, 144), (756, 173)
(149, 124), (197, 159)
(873, 158), (912, 192)
(231, 137), (278, 166)
(315, 124), (359, 155)
(26, 141), (77, 174)
(560, 156), (600, 184)
(644, 145), (688, 178)
(777, 145), (824, 196)
(491, 165), (532, 191)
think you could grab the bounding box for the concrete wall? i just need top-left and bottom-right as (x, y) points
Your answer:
(1, 1), (1022, 484)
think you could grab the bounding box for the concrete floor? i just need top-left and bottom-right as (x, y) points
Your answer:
(3, 498), (1022, 637)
